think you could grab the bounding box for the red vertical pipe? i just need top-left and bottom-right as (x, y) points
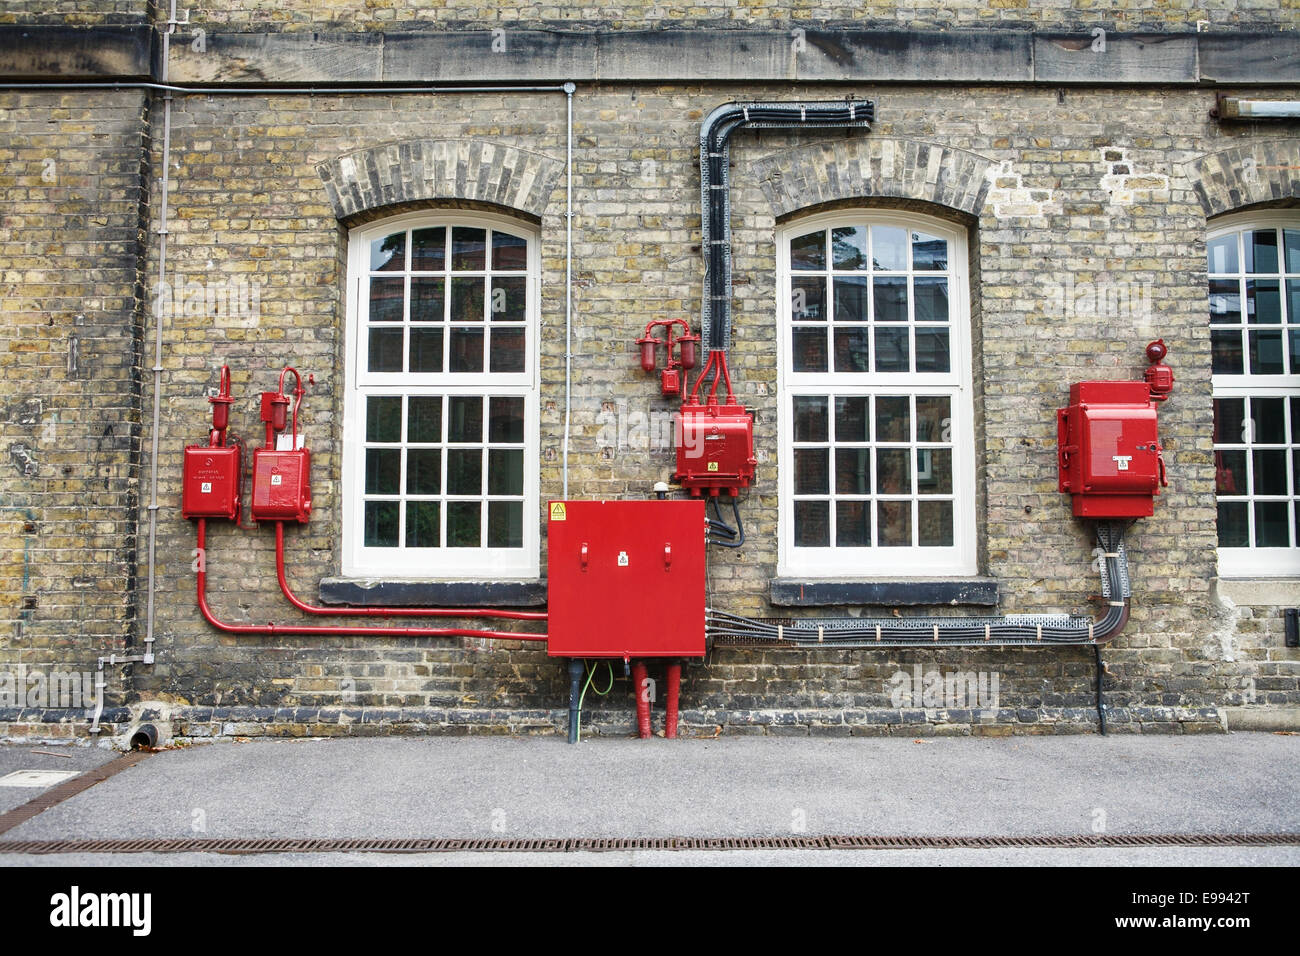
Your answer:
(665, 661), (681, 739)
(633, 661), (651, 739)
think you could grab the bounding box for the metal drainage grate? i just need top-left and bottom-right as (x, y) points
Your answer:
(0, 751), (151, 838)
(0, 832), (1296, 855)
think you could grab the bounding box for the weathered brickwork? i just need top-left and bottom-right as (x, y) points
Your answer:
(0, 89), (150, 739)
(0, 6), (1298, 743)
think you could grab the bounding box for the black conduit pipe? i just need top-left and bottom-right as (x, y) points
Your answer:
(567, 659), (583, 744)
(707, 522), (1132, 648)
(1095, 643), (1108, 736)
(699, 100), (875, 355)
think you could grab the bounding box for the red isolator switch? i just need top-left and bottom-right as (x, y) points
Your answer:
(182, 445), (242, 521)
(251, 447), (312, 523)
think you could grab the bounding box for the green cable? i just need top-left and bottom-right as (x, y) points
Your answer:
(574, 660), (616, 743)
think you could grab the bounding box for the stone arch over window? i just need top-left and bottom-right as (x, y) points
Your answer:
(1184, 139), (1300, 217)
(750, 138), (994, 219)
(316, 139), (565, 221)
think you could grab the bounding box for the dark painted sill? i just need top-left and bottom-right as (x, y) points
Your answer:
(319, 578), (547, 608)
(770, 578), (999, 607)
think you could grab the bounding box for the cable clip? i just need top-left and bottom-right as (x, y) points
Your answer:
(1036, 624), (1043, 642)
(933, 625), (939, 642)
(743, 106), (750, 121)
(984, 624), (991, 641)
(777, 624), (784, 642)
(817, 626), (824, 643)
(875, 624), (881, 643)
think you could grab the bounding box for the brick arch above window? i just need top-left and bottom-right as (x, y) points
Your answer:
(1185, 139), (1300, 217)
(316, 139), (565, 221)
(750, 138), (994, 220)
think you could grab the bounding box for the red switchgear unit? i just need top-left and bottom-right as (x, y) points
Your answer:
(1058, 342), (1172, 518)
(182, 366), (242, 522)
(250, 367), (313, 523)
(674, 350), (756, 496)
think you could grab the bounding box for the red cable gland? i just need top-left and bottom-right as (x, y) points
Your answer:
(1144, 339), (1174, 403)
(209, 365), (234, 435)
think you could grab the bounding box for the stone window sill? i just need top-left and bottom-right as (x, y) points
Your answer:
(769, 578), (999, 607)
(318, 578), (547, 608)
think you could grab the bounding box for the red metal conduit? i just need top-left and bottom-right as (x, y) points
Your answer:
(274, 522), (547, 621)
(196, 519), (546, 641)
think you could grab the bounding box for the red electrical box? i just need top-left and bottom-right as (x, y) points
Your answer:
(1058, 381), (1165, 518)
(250, 448), (312, 523)
(674, 401), (756, 497)
(182, 444), (242, 521)
(546, 500), (706, 658)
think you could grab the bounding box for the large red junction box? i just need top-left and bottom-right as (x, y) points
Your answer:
(546, 500), (706, 658)
(1057, 381), (1162, 518)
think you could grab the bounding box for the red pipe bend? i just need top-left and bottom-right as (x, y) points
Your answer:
(274, 523), (547, 621)
(197, 520), (546, 642)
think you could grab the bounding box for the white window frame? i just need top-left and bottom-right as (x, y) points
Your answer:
(1210, 210), (1300, 578)
(776, 210), (977, 577)
(341, 210), (540, 579)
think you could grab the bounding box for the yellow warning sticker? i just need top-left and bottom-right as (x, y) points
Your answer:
(550, 502), (567, 521)
(707, 461), (719, 472)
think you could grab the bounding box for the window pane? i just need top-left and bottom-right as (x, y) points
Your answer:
(1245, 228), (1279, 274)
(492, 231), (528, 271)
(368, 327), (404, 372)
(1208, 279), (1241, 324)
(488, 501), (524, 548)
(409, 328), (444, 373)
(365, 449), (400, 495)
(447, 449), (482, 495)
(876, 396), (910, 442)
(872, 225), (907, 271)
(1293, 397), (1300, 444)
(370, 232), (405, 272)
(1208, 233), (1238, 274)
(488, 449), (524, 495)
(873, 276), (908, 323)
(1216, 450), (1246, 494)
(408, 397), (442, 443)
(791, 276), (826, 321)
(794, 500), (829, 546)
(451, 276), (485, 322)
(489, 328), (526, 373)
(405, 501), (440, 548)
(410, 277), (444, 322)
(792, 329), (828, 372)
(411, 228), (445, 271)
(407, 449), (442, 495)
(452, 227), (487, 270)
(874, 326), (910, 372)
(834, 397), (869, 442)
(793, 397), (828, 442)
(912, 231), (948, 271)
(364, 501), (399, 547)
(1255, 501), (1289, 547)
(918, 448), (952, 494)
(878, 500), (911, 546)
(1246, 279), (1281, 324)
(916, 396), (951, 443)
(1253, 450), (1287, 495)
(369, 277), (404, 323)
(490, 276), (527, 322)
(366, 396), (402, 442)
(790, 230), (825, 270)
(448, 396), (483, 442)
(794, 448), (829, 494)
(918, 500), (954, 546)
(831, 226), (868, 270)
(1217, 501), (1248, 547)
(833, 276), (869, 321)
(835, 448), (871, 494)
(1249, 330), (1284, 375)
(489, 397), (525, 443)
(833, 328), (871, 372)
(449, 328), (485, 372)
(447, 501), (481, 547)
(1211, 329), (1243, 374)
(1254, 398), (1286, 443)
(1286, 229), (1300, 273)
(915, 328), (950, 373)
(876, 449), (911, 494)
(914, 277), (948, 322)
(835, 501), (871, 546)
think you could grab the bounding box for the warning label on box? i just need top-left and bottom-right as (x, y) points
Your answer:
(550, 502), (566, 521)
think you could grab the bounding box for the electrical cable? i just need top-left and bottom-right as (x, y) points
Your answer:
(574, 660), (615, 743)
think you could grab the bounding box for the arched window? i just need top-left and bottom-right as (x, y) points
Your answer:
(342, 211), (539, 578)
(777, 211), (975, 576)
(1210, 212), (1300, 576)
